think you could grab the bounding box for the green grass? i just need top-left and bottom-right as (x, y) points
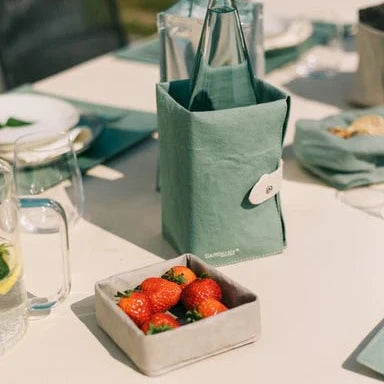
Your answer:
(117, 0), (177, 38)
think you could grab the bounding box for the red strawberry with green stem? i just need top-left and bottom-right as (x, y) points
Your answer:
(115, 290), (152, 326)
(162, 266), (197, 289)
(181, 277), (222, 310)
(139, 277), (182, 313)
(141, 313), (180, 335)
(187, 298), (228, 322)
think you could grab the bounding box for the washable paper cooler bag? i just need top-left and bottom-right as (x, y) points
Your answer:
(157, 79), (290, 266)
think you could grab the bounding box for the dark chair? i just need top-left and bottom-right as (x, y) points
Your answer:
(0, 0), (127, 89)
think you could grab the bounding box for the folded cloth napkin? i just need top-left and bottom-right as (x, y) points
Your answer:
(357, 327), (384, 376)
(0, 126), (94, 164)
(293, 107), (384, 190)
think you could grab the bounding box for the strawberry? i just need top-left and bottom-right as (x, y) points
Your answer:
(116, 290), (152, 326)
(139, 277), (168, 292)
(162, 265), (197, 289)
(181, 277), (222, 310)
(187, 298), (228, 322)
(141, 313), (180, 335)
(139, 277), (182, 312)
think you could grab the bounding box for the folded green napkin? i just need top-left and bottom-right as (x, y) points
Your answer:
(357, 327), (384, 376)
(116, 22), (339, 74)
(14, 85), (156, 172)
(294, 107), (384, 190)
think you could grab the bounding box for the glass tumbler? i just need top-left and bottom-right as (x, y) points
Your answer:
(13, 131), (84, 233)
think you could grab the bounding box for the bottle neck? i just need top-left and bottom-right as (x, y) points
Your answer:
(207, 0), (237, 11)
(188, 0), (258, 111)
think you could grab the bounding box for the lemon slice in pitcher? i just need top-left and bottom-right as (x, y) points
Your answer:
(0, 243), (21, 295)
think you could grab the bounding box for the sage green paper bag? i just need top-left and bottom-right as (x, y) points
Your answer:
(157, 79), (290, 266)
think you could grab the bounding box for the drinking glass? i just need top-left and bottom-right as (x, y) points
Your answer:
(296, 11), (343, 79)
(13, 131), (84, 233)
(337, 185), (384, 219)
(0, 159), (70, 355)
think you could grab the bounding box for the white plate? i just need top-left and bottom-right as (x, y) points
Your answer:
(0, 93), (79, 147)
(0, 121), (105, 165)
(264, 15), (290, 38)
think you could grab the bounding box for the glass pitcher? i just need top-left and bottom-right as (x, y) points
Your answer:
(0, 159), (70, 355)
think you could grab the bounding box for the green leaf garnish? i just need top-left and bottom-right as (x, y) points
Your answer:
(0, 117), (33, 129)
(0, 243), (10, 280)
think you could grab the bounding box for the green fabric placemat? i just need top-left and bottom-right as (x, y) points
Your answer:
(14, 85), (157, 172)
(115, 23), (338, 74)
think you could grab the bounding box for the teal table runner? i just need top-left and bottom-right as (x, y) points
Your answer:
(15, 86), (157, 172)
(116, 23), (339, 73)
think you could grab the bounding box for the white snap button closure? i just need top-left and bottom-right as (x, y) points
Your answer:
(248, 160), (283, 205)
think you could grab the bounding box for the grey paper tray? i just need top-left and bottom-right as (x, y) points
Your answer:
(95, 254), (261, 376)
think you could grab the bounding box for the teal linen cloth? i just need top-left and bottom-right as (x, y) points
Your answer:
(115, 39), (161, 65)
(15, 86), (156, 172)
(357, 327), (384, 376)
(157, 78), (290, 266)
(116, 23), (338, 73)
(294, 107), (384, 190)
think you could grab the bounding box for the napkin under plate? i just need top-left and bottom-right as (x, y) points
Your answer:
(0, 125), (98, 164)
(13, 85), (157, 173)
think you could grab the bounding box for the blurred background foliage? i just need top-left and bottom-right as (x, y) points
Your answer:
(117, 0), (177, 39)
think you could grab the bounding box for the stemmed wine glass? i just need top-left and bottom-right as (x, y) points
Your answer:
(337, 185), (384, 219)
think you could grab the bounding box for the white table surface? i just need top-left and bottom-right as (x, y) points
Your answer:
(3, 6), (384, 383)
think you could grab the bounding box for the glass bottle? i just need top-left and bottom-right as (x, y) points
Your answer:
(188, 0), (258, 111)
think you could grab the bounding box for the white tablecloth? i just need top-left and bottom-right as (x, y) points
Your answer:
(2, 5), (384, 383)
